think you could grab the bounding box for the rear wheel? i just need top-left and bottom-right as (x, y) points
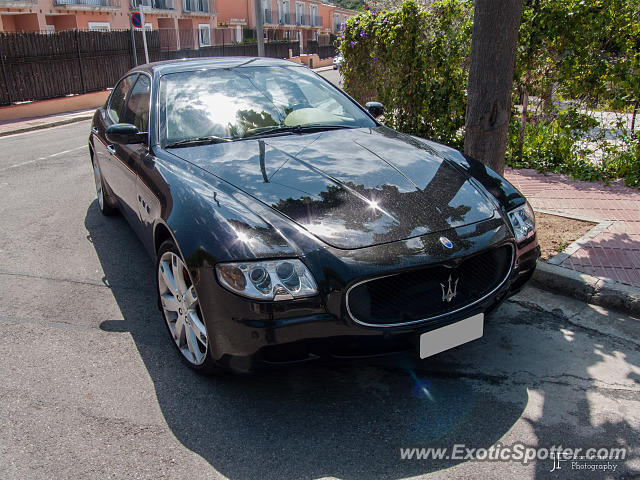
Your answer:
(92, 159), (118, 216)
(156, 240), (220, 374)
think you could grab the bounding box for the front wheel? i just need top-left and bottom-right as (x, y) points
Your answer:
(156, 240), (220, 374)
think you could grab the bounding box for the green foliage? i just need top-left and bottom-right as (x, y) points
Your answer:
(338, 0), (472, 148)
(516, 0), (640, 108)
(510, 0), (640, 188)
(332, 0), (366, 11)
(507, 108), (640, 188)
(339, 0), (640, 188)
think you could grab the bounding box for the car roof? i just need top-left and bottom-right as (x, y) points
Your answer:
(128, 57), (305, 77)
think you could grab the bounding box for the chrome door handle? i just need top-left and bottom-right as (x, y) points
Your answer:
(91, 127), (99, 134)
(106, 145), (116, 155)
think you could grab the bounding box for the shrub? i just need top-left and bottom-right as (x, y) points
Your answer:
(338, 0), (472, 148)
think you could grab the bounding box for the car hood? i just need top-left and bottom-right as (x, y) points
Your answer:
(169, 127), (498, 249)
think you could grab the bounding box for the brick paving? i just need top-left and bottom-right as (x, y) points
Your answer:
(505, 168), (640, 287)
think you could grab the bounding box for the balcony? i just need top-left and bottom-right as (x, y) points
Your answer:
(264, 8), (273, 24)
(131, 0), (174, 10)
(0, 0), (37, 7)
(182, 0), (213, 14)
(309, 15), (322, 27)
(54, 0), (120, 9)
(278, 13), (291, 25)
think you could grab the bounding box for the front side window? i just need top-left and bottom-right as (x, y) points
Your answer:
(121, 75), (151, 132)
(108, 74), (138, 123)
(159, 65), (376, 146)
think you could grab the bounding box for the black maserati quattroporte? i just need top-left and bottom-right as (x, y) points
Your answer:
(89, 57), (539, 373)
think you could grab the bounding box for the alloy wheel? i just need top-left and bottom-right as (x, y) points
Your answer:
(157, 251), (208, 365)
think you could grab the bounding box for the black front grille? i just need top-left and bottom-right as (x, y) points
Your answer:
(346, 244), (513, 326)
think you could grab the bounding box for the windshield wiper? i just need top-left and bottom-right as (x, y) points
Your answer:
(243, 124), (354, 139)
(165, 135), (232, 148)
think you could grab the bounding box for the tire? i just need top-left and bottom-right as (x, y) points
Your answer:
(92, 158), (118, 216)
(156, 239), (221, 374)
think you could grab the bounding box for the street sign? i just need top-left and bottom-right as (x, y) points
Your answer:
(130, 11), (149, 64)
(131, 12), (143, 29)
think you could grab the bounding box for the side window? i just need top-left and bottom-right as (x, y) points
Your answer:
(108, 74), (138, 123)
(121, 75), (151, 133)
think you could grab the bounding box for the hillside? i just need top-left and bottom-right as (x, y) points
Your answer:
(332, 0), (365, 11)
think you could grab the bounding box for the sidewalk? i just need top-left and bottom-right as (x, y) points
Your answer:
(506, 168), (640, 287)
(0, 109), (94, 137)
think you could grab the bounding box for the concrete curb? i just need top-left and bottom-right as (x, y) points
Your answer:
(532, 261), (640, 317)
(0, 114), (93, 137)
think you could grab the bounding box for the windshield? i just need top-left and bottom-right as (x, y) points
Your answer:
(159, 65), (376, 146)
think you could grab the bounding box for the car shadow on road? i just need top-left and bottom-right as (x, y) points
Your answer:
(85, 200), (639, 479)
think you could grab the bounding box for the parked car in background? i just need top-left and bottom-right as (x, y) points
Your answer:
(89, 57), (539, 374)
(333, 54), (343, 69)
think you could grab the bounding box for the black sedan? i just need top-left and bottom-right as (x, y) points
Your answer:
(89, 57), (539, 373)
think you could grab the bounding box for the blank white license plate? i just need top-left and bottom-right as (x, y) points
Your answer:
(419, 313), (484, 359)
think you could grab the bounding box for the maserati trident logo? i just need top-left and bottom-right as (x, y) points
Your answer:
(441, 275), (459, 303)
(439, 236), (453, 249)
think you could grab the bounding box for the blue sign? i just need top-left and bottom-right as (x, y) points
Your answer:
(131, 12), (143, 29)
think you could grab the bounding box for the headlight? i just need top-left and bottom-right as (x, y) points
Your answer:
(216, 259), (318, 301)
(508, 202), (536, 242)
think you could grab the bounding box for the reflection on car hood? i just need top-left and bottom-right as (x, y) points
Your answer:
(170, 127), (497, 249)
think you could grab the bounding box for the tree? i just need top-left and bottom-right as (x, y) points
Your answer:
(464, 0), (524, 174)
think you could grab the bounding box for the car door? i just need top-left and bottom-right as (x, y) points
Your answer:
(92, 74), (136, 205)
(111, 74), (151, 231)
(95, 73), (139, 225)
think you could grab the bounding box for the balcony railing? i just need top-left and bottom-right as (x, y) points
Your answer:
(0, 0), (37, 5)
(296, 14), (307, 26)
(309, 15), (322, 27)
(131, 0), (174, 9)
(278, 13), (291, 25)
(264, 8), (273, 24)
(182, 0), (212, 13)
(54, 0), (120, 8)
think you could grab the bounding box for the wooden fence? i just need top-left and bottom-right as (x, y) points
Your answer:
(0, 30), (301, 106)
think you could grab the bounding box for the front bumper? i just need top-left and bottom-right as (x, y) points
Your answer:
(194, 220), (540, 371)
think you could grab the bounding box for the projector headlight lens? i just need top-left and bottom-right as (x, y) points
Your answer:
(508, 202), (536, 242)
(216, 259), (317, 300)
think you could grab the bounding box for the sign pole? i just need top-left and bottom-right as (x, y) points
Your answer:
(140, 11), (150, 64)
(129, 14), (138, 67)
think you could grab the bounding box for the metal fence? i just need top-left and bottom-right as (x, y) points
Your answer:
(0, 30), (300, 106)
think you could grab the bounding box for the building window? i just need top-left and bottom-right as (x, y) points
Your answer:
(198, 24), (211, 46)
(309, 4), (317, 26)
(44, 25), (56, 34)
(88, 22), (111, 32)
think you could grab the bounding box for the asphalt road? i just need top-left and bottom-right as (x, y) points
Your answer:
(0, 121), (639, 480)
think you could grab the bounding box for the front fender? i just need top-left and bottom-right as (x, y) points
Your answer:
(411, 137), (526, 213)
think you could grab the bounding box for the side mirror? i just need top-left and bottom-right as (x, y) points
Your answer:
(365, 101), (384, 118)
(106, 123), (147, 145)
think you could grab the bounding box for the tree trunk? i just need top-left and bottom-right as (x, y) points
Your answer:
(464, 0), (524, 174)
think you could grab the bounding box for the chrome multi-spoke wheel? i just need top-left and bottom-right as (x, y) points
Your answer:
(93, 161), (104, 211)
(158, 249), (209, 366)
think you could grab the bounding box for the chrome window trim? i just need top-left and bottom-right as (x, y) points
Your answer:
(345, 242), (516, 328)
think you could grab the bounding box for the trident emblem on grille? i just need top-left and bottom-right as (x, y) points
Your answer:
(441, 275), (459, 303)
